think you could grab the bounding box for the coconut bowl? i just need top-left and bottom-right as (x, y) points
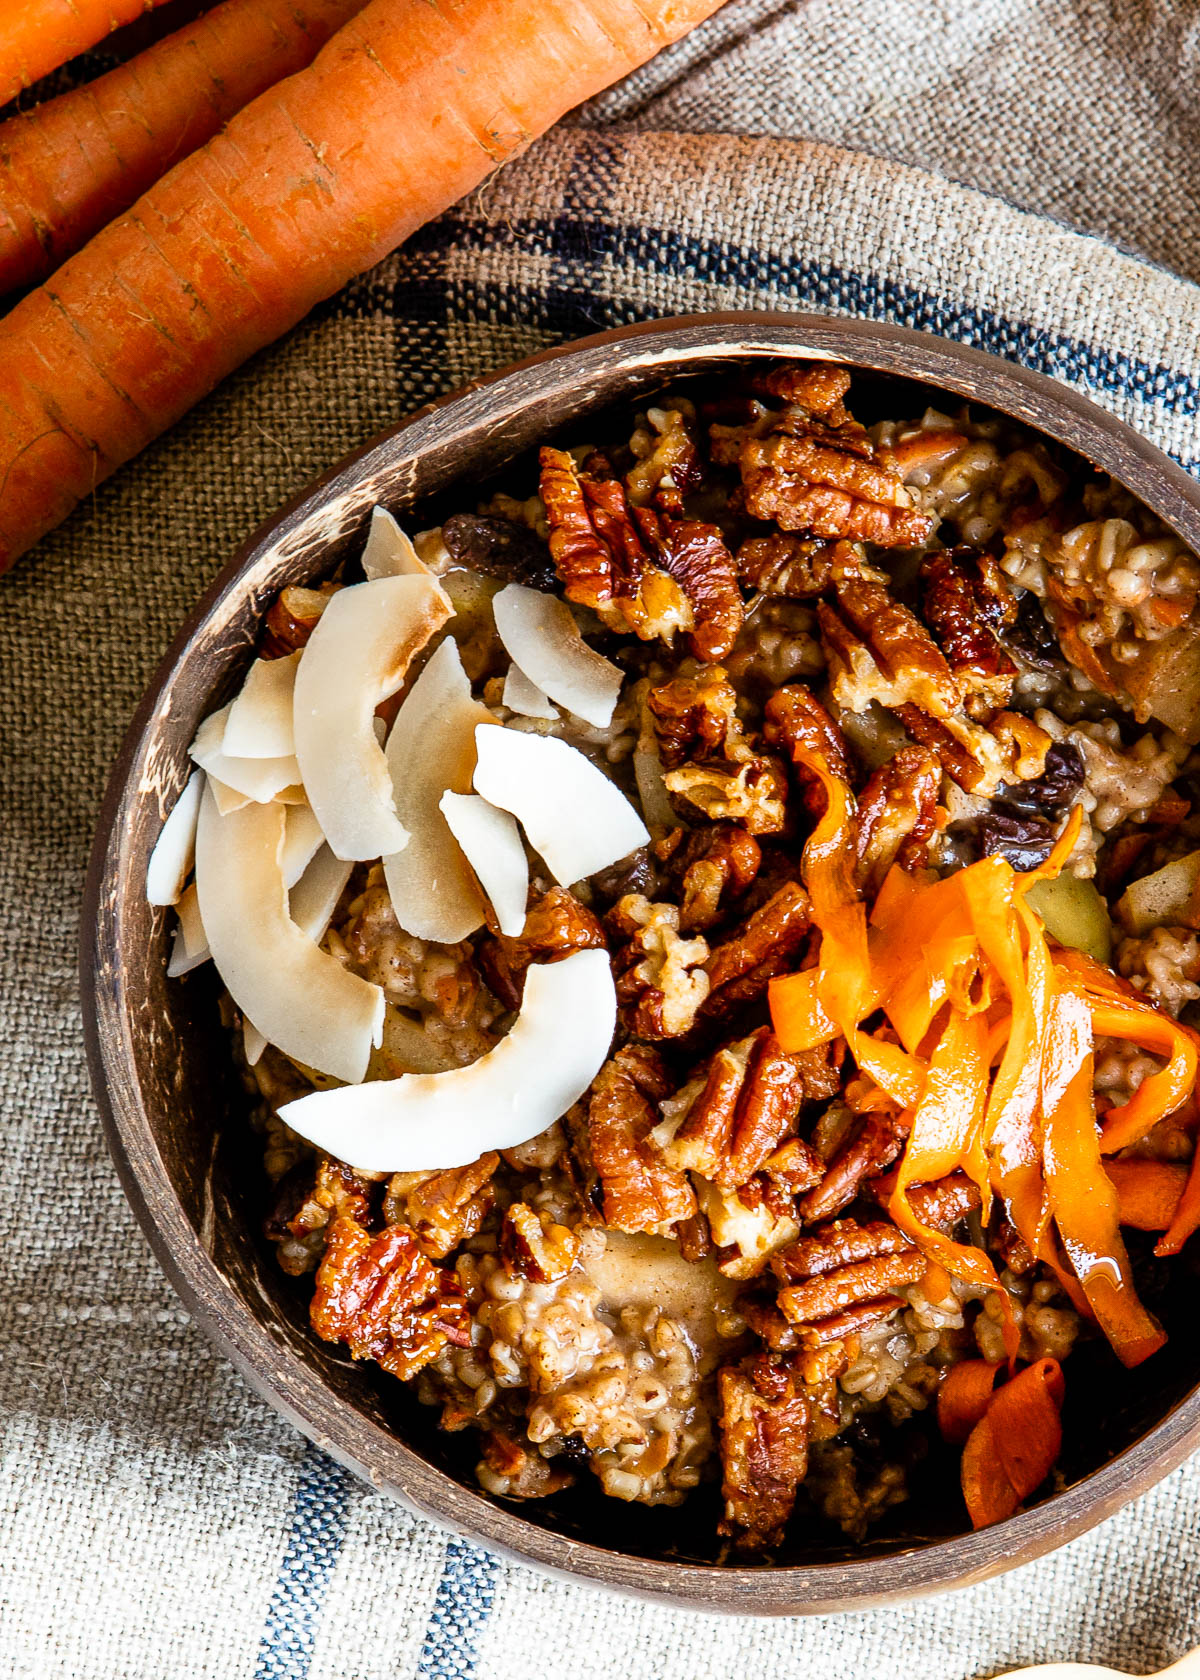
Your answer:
(81, 312), (1200, 1614)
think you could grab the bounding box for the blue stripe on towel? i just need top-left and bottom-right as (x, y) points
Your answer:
(414, 1538), (500, 1680)
(254, 1444), (355, 1680)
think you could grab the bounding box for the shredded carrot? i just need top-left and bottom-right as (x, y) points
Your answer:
(938, 1359), (1001, 1445)
(1104, 1158), (1189, 1230)
(0, 0), (368, 297)
(1089, 1002), (1199, 1152)
(961, 1359), (1065, 1529)
(0, 2), (173, 108)
(1156, 1143), (1200, 1257)
(0, 0), (727, 568)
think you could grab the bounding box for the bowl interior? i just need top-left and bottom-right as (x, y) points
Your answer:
(86, 319), (1200, 1607)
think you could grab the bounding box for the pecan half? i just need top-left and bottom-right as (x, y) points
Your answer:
(854, 745), (941, 896)
(661, 1027), (839, 1188)
(799, 1108), (910, 1224)
(777, 1251), (924, 1324)
(752, 361), (852, 421)
(638, 513), (744, 663)
(310, 1216), (471, 1380)
(896, 703), (1050, 797)
(266, 1156), (380, 1276)
(647, 669), (740, 769)
(762, 683), (851, 809)
(476, 887), (607, 1012)
(500, 1204), (581, 1284)
(539, 447), (691, 643)
(384, 1154), (499, 1260)
(771, 1217), (915, 1283)
(609, 894), (711, 1038)
(819, 577), (962, 719)
(736, 534), (873, 598)
(586, 1045), (696, 1233)
(717, 1353), (810, 1550)
(738, 372), (934, 548)
(657, 821), (762, 932)
(703, 880), (813, 1019)
(627, 404), (702, 512)
(920, 548), (1017, 710)
(871, 1171), (982, 1229)
(664, 755), (790, 836)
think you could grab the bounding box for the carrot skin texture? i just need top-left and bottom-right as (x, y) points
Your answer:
(1, 1), (173, 105)
(0, 0), (727, 566)
(0, 0), (369, 295)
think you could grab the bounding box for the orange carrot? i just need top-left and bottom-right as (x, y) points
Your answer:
(0, 0), (727, 568)
(0, 1), (173, 107)
(1104, 1158), (1189, 1231)
(1156, 1144), (1200, 1257)
(961, 1358), (1065, 1529)
(937, 1359), (1000, 1446)
(0, 0), (369, 296)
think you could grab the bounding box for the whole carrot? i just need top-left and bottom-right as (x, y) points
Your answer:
(0, 0), (370, 296)
(0, 0), (726, 568)
(1, 1), (173, 107)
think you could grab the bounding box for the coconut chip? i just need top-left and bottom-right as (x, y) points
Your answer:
(189, 702), (300, 805)
(222, 652), (300, 759)
(493, 583), (622, 727)
(167, 882), (210, 977)
(292, 573), (452, 862)
(361, 506), (432, 581)
(146, 769), (204, 906)
(472, 724), (649, 887)
(277, 949), (616, 1171)
(502, 660), (558, 720)
(194, 784), (383, 1084)
(383, 637), (494, 943)
(439, 791), (529, 938)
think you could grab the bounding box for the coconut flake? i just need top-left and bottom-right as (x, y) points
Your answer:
(289, 844), (353, 942)
(208, 777), (251, 817)
(194, 784), (383, 1084)
(439, 792), (529, 937)
(383, 637), (494, 942)
(278, 949), (615, 1171)
(293, 574), (452, 861)
(167, 883), (210, 977)
(244, 1022), (267, 1066)
(472, 725), (649, 886)
(190, 701), (300, 804)
(502, 661), (558, 720)
(281, 802), (325, 889)
(493, 584), (623, 728)
(146, 769), (204, 906)
(222, 652), (300, 759)
(361, 506), (431, 580)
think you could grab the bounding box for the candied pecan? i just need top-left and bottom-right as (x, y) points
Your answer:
(664, 755), (790, 836)
(500, 1204), (581, 1283)
(819, 578), (962, 719)
(657, 821), (762, 933)
(777, 1250), (924, 1324)
(441, 512), (556, 592)
(920, 548), (1017, 709)
(539, 447), (691, 642)
(702, 880), (813, 1017)
(895, 703), (1051, 798)
(697, 1179), (800, 1278)
(476, 887), (607, 1012)
(717, 1353), (810, 1550)
(310, 1216), (470, 1380)
(762, 683), (852, 817)
(739, 380), (934, 547)
(586, 1045), (696, 1233)
(636, 510), (744, 662)
(752, 361), (852, 422)
(798, 1295), (906, 1346)
(761, 1135), (824, 1194)
(662, 1028), (837, 1188)
(260, 582), (340, 659)
(266, 1157), (379, 1275)
(902, 1172), (982, 1229)
(739, 1291), (800, 1352)
(799, 1109), (909, 1224)
(771, 1217), (917, 1283)
(609, 894), (711, 1038)
(854, 745), (941, 896)
(647, 669), (740, 769)
(384, 1154), (498, 1260)
(478, 1429), (575, 1498)
(627, 404), (702, 511)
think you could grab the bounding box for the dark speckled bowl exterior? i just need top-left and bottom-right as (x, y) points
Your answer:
(82, 314), (1200, 1614)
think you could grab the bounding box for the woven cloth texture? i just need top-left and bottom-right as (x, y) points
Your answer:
(6, 10), (1200, 1676)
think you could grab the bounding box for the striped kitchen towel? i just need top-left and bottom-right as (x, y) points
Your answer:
(5, 125), (1200, 1680)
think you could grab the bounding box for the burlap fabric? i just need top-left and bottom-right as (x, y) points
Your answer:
(6, 7), (1200, 1675)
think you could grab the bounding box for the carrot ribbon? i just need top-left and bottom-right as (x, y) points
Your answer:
(960, 1359), (1066, 1529)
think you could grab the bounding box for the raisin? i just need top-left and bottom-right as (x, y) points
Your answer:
(441, 513), (558, 591)
(975, 811), (1057, 870)
(994, 741), (1084, 818)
